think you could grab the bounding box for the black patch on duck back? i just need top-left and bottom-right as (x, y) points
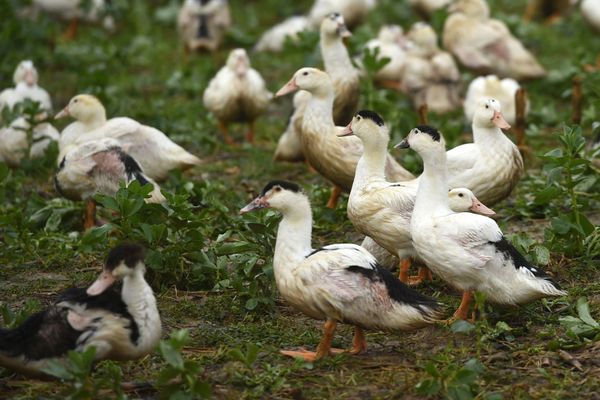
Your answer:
(416, 125), (441, 142)
(110, 147), (149, 187)
(492, 237), (561, 288)
(260, 180), (301, 196)
(357, 110), (384, 126)
(347, 264), (441, 314)
(105, 242), (146, 271)
(197, 14), (210, 39)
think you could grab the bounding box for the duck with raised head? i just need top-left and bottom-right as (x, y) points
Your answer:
(464, 75), (529, 126)
(55, 94), (202, 181)
(203, 48), (272, 145)
(308, 0), (377, 29)
(241, 180), (442, 361)
(276, 68), (414, 207)
(0, 61), (52, 113)
(443, 0), (546, 80)
(341, 110), (495, 284)
(395, 126), (565, 321)
(177, 0), (231, 53)
(55, 138), (165, 229)
(0, 243), (161, 377)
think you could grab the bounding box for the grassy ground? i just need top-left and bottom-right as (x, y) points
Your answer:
(1, 0), (599, 399)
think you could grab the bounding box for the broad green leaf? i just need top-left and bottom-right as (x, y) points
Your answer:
(159, 342), (185, 369)
(451, 320), (475, 333)
(576, 297), (599, 328)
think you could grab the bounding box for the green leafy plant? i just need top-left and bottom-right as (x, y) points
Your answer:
(156, 329), (211, 399)
(0, 299), (40, 328)
(559, 297), (600, 342)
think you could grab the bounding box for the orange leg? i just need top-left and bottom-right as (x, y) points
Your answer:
(349, 326), (367, 355)
(84, 200), (96, 230)
(305, 159), (317, 174)
(398, 258), (412, 283)
(445, 291), (473, 324)
(408, 266), (433, 286)
(218, 121), (234, 145)
(280, 319), (339, 362)
(326, 185), (342, 208)
(63, 18), (79, 41)
(245, 121), (255, 144)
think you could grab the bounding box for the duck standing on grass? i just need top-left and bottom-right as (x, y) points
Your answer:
(55, 138), (165, 229)
(395, 126), (566, 322)
(203, 48), (272, 145)
(0, 243), (161, 377)
(55, 94), (203, 181)
(241, 180), (442, 361)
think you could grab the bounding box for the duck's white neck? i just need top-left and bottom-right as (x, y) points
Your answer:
(321, 35), (354, 74)
(273, 198), (314, 268)
(413, 147), (452, 218)
(352, 137), (388, 190)
(303, 89), (335, 135)
(472, 124), (509, 149)
(121, 266), (161, 349)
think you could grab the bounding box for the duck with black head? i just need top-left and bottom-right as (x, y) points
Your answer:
(0, 243), (162, 377)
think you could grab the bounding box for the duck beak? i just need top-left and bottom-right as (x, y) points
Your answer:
(337, 24), (352, 38)
(55, 107), (69, 119)
(240, 196), (269, 214)
(236, 61), (248, 77)
(276, 77), (299, 97)
(395, 138), (410, 149)
(337, 122), (354, 137)
(469, 196), (496, 217)
(24, 70), (36, 86)
(492, 110), (511, 130)
(87, 270), (116, 296)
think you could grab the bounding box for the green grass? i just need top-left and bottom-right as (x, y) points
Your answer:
(1, 0), (600, 398)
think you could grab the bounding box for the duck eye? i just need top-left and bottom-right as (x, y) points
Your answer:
(485, 105), (489, 109)
(274, 187), (282, 192)
(458, 193), (464, 197)
(302, 71), (308, 76)
(74, 99), (78, 103)
(357, 116), (361, 120)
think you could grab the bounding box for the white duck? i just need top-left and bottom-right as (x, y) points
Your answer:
(55, 138), (165, 228)
(341, 110), (495, 284)
(240, 180), (442, 361)
(362, 25), (408, 89)
(581, 0), (600, 32)
(308, 0), (377, 29)
(0, 243), (161, 377)
(55, 94), (202, 181)
(30, 0), (115, 36)
(443, 0), (546, 80)
(276, 68), (414, 207)
(254, 15), (309, 52)
(402, 22), (462, 114)
(444, 98), (523, 206)
(273, 91), (310, 162)
(395, 126), (566, 321)
(320, 13), (360, 126)
(409, 0), (451, 16)
(203, 48), (272, 144)
(177, 0), (231, 53)
(0, 118), (60, 167)
(0, 60), (52, 113)
(464, 75), (529, 126)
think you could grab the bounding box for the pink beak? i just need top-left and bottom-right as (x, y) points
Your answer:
(236, 61), (248, 77)
(24, 70), (36, 86)
(87, 270), (116, 296)
(338, 25), (352, 38)
(276, 77), (299, 97)
(469, 197), (496, 217)
(337, 123), (354, 137)
(240, 196), (269, 214)
(492, 110), (511, 130)
(55, 107), (69, 119)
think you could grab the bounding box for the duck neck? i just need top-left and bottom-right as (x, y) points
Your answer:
(321, 35), (353, 74)
(472, 124), (507, 149)
(353, 139), (388, 190)
(121, 267), (160, 341)
(414, 148), (452, 218)
(303, 89), (335, 135)
(81, 107), (107, 130)
(273, 198), (314, 268)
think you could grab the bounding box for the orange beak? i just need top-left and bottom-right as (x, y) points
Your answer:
(276, 77), (299, 97)
(469, 196), (496, 217)
(492, 110), (511, 130)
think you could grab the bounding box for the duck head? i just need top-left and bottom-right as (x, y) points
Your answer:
(276, 67), (332, 97)
(13, 60), (38, 87)
(395, 125), (446, 163)
(55, 94), (107, 122)
(320, 12), (351, 39)
(448, 188), (496, 217)
(87, 243), (146, 296)
(338, 109), (389, 147)
(448, 0), (490, 19)
(240, 180), (305, 215)
(473, 98), (511, 130)
(226, 48), (251, 77)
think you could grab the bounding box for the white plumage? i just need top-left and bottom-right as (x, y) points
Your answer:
(464, 75), (529, 125)
(581, 0), (600, 32)
(254, 16), (309, 52)
(177, 0), (231, 52)
(308, 0), (376, 29)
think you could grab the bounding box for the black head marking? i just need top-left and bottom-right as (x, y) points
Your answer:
(260, 180), (301, 196)
(105, 243), (146, 271)
(357, 110), (384, 126)
(416, 125), (441, 142)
